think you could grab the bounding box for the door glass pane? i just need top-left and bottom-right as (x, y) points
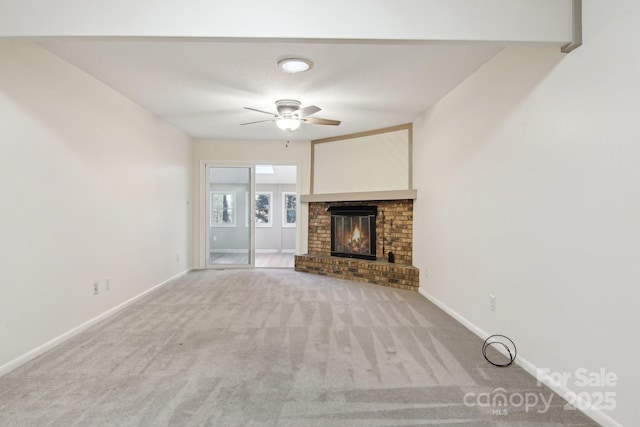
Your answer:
(254, 165), (297, 268)
(208, 166), (252, 266)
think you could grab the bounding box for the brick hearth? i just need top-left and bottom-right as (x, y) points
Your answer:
(295, 254), (419, 291)
(295, 199), (419, 290)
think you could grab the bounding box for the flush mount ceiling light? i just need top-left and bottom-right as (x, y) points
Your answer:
(278, 58), (313, 73)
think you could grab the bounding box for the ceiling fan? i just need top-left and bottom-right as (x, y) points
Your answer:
(241, 99), (341, 131)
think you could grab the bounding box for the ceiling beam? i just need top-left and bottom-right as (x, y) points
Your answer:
(0, 0), (573, 45)
(561, 0), (583, 53)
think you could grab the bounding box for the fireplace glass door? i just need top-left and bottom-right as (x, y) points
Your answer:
(329, 206), (377, 260)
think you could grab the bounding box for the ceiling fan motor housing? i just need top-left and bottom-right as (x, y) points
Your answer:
(275, 99), (301, 116)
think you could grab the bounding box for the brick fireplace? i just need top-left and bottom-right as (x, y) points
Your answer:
(295, 198), (419, 291)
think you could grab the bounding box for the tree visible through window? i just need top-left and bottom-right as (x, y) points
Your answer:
(255, 192), (272, 226)
(283, 192), (296, 227)
(210, 192), (236, 226)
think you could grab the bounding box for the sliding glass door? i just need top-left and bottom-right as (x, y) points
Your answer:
(206, 166), (253, 267)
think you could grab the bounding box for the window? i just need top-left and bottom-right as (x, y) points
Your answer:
(255, 192), (272, 227)
(210, 191), (236, 227)
(283, 192), (296, 227)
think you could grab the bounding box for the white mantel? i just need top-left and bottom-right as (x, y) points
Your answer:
(300, 189), (417, 203)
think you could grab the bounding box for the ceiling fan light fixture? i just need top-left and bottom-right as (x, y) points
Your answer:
(278, 58), (313, 73)
(276, 116), (301, 131)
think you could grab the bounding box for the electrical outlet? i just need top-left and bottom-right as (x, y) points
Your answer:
(489, 294), (496, 311)
(93, 282), (99, 295)
(105, 278), (110, 291)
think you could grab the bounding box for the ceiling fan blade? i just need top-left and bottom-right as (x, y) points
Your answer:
(240, 119), (274, 126)
(303, 117), (341, 126)
(298, 105), (321, 117)
(243, 107), (277, 116)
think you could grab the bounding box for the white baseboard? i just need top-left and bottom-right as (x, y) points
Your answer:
(418, 287), (490, 339)
(0, 269), (192, 378)
(255, 249), (279, 254)
(417, 287), (623, 427)
(282, 249), (297, 254)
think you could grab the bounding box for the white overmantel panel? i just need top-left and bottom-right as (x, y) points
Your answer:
(313, 128), (410, 194)
(0, 0), (573, 43)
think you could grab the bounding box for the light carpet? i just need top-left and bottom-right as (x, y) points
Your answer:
(0, 269), (599, 426)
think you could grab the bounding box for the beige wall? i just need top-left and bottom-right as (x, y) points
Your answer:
(412, 2), (638, 425)
(0, 42), (193, 374)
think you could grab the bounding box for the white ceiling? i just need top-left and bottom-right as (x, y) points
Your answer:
(40, 39), (505, 141)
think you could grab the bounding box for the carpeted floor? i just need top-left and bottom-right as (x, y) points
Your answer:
(0, 269), (599, 426)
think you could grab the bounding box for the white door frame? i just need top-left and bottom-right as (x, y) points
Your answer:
(201, 161), (255, 269)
